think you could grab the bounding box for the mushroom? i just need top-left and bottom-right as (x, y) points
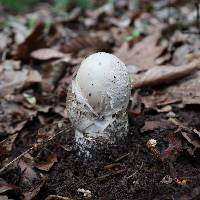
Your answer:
(66, 52), (131, 155)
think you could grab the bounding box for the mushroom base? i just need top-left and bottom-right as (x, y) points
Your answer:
(75, 112), (129, 157)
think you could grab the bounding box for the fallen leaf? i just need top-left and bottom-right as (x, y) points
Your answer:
(31, 48), (65, 61)
(13, 22), (46, 60)
(0, 100), (37, 134)
(115, 31), (164, 70)
(23, 176), (46, 200)
(35, 153), (57, 171)
(141, 120), (170, 132)
(41, 59), (68, 92)
(11, 155), (46, 200)
(0, 178), (16, 194)
(142, 70), (200, 108)
(181, 132), (200, 149)
(0, 61), (42, 97)
(0, 133), (18, 156)
(62, 35), (111, 57)
(133, 59), (198, 89)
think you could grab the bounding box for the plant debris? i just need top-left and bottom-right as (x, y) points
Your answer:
(0, 1), (200, 199)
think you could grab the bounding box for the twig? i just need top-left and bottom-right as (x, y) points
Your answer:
(168, 118), (192, 133)
(104, 163), (121, 170)
(97, 169), (127, 182)
(114, 153), (130, 162)
(0, 124), (72, 174)
(126, 162), (143, 179)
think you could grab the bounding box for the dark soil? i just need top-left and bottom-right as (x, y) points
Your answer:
(30, 108), (200, 200)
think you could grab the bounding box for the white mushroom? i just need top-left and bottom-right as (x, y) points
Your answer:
(66, 52), (131, 155)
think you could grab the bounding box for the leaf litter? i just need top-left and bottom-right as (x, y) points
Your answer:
(0, 1), (200, 200)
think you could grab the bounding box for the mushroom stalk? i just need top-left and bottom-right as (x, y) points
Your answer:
(66, 52), (131, 155)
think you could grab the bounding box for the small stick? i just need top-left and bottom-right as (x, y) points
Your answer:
(114, 153), (130, 162)
(126, 162), (143, 179)
(0, 125), (72, 174)
(97, 169), (127, 182)
(169, 118), (192, 133)
(104, 163), (121, 170)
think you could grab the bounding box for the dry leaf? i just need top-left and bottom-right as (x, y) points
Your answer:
(0, 133), (18, 156)
(141, 120), (170, 132)
(133, 59), (198, 89)
(23, 176), (46, 200)
(31, 48), (65, 61)
(0, 100), (37, 134)
(142, 70), (200, 108)
(0, 178), (16, 194)
(35, 153), (57, 171)
(115, 32), (164, 69)
(14, 22), (46, 60)
(62, 35), (110, 56)
(181, 132), (200, 148)
(41, 59), (67, 92)
(0, 61), (42, 97)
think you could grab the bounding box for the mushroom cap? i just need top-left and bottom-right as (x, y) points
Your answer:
(75, 52), (130, 115)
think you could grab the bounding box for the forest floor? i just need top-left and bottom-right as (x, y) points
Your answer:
(0, 1), (200, 200)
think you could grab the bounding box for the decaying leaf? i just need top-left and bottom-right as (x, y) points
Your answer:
(0, 133), (18, 156)
(0, 178), (16, 194)
(115, 31), (165, 69)
(41, 59), (68, 92)
(0, 60), (42, 97)
(13, 22), (46, 60)
(169, 118), (200, 149)
(31, 48), (65, 61)
(23, 176), (46, 200)
(62, 35), (111, 57)
(35, 153), (57, 171)
(141, 70), (200, 108)
(133, 59), (199, 89)
(181, 132), (200, 149)
(12, 155), (46, 200)
(0, 100), (37, 134)
(141, 120), (169, 132)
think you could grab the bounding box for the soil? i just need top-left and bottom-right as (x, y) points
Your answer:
(3, 107), (200, 200)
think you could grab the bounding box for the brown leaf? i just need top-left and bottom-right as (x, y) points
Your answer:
(13, 22), (46, 60)
(181, 132), (200, 149)
(0, 178), (16, 194)
(115, 32), (164, 70)
(23, 176), (46, 200)
(0, 100), (37, 134)
(133, 59), (199, 89)
(0, 61), (42, 97)
(141, 120), (170, 132)
(15, 155), (46, 200)
(41, 59), (67, 92)
(31, 48), (65, 61)
(0, 133), (18, 156)
(141, 69), (200, 108)
(35, 153), (57, 171)
(62, 35), (110, 57)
